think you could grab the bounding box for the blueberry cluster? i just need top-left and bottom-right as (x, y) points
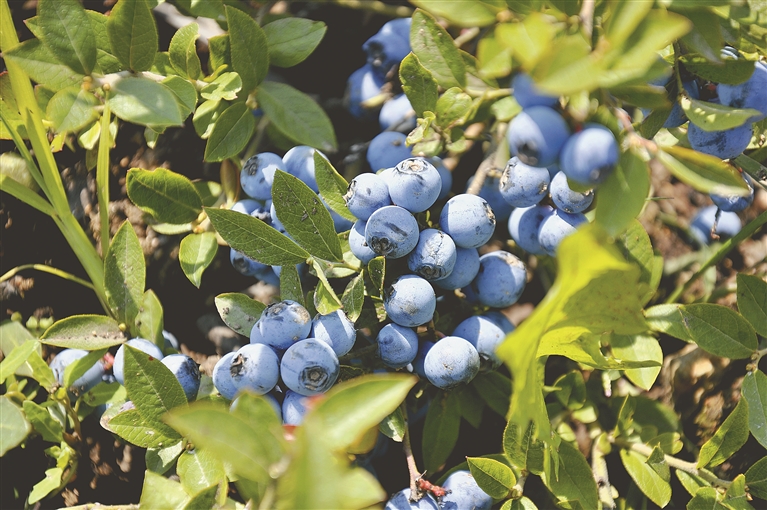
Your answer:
(501, 73), (618, 256)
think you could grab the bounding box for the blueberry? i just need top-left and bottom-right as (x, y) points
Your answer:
(346, 64), (385, 119)
(453, 315), (508, 370)
(717, 62), (767, 121)
(538, 209), (588, 256)
(311, 310), (357, 357)
(423, 337), (480, 389)
(483, 310), (516, 335)
(688, 122), (753, 160)
(385, 488), (440, 510)
(230, 247), (270, 277)
(344, 172), (392, 220)
(471, 251), (527, 308)
(689, 205), (742, 246)
(240, 152), (286, 201)
(439, 194), (496, 249)
(710, 175), (754, 212)
(365, 205), (420, 259)
(411, 340), (435, 379)
(253, 300), (312, 351)
(230, 199), (262, 215)
(280, 338), (340, 396)
(377, 323), (419, 369)
(160, 354), (201, 402)
(549, 171), (594, 213)
(323, 196), (354, 232)
(380, 93), (416, 132)
(407, 229), (457, 281)
(113, 338), (164, 385)
(229, 344), (280, 395)
(499, 156), (551, 208)
(349, 219), (378, 265)
(367, 132), (413, 172)
(283, 145), (326, 193)
(389, 158), (442, 213)
(282, 390), (310, 425)
(508, 205), (554, 255)
(441, 470), (493, 510)
(560, 126), (619, 186)
(429, 156), (453, 201)
(269, 201), (287, 234)
(363, 18), (411, 79)
(467, 173), (512, 221)
(384, 275), (437, 327)
(666, 80), (700, 128)
(507, 106), (571, 167)
(512, 72), (559, 108)
(434, 246), (480, 290)
(50, 348), (106, 399)
(162, 330), (180, 351)
(212, 352), (238, 400)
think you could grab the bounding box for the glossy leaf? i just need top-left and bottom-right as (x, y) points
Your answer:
(226, 5), (268, 94)
(40, 315), (124, 349)
(745, 456), (767, 500)
(655, 146), (751, 197)
(106, 0), (158, 72)
(3, 39), (84, 91)
(619, 449), (672, 507)
(38, 0), (96, 75)
(410, 9), (466, 89)
(341, 274), (364, 323)
(257, 81), (337, 153)
(105, 221), (146, 329)
(139, 471), (189, 509)
(177, 448), (226, 496)
(595, 150), (651, 237)
(145, 440), (185, 475)
(46, 87), (99, 134)
(273, 170), (343, 262)
(737, 274), (767, 337)
(263, 18), (327, 68)
(742, 371), (767, 449)
(107, 77), (184, 128)
(179, 232), (217, 288)
(203, 101), (256, 162)
(400, 52), (439, 118)
(467, 457), (515, 499)
(107, 408), (179, 448)
(22, 401), (62, 443)
(0, 396), (30, 456)
(200, 72), (242, 102)
(422, 391), (461, 474)
(681, 96), (762, 132)
(135, 289), (164, 350)
(314, 153), (355, 222)
(698, 397), (749, 468)
(611, 335), (663, 390)
(214, 293), (265, 337)
(279, 264), (304, 306)
(169, 23), (201, 80)
(543, 440), (599, 509)
(127, 167), (202, 224)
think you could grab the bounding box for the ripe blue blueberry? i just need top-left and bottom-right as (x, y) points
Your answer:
(688, 122), (753, 160)
(230, 199), (262, 215)
(434, 246), (480, 291)
(385, 488), (439, 510)
(453, 315), (507, 370)
(367, 132), (413, 172)
(549, 171), (594, 213)
(282, 390), (310, 425)
(162, 330), (180, 351)
(230, 248), (270, 277)
(344, 172), (392, 220)
(311, 310), (357, 357)
(349, 219), (378, 265)
(388, 158), (442, 213)
(269, 201), (287, 234)
(50, 348), (105, 399)
(240, 152), (286, 201)
(363, 18), (411, 79)
(560, 126), (619, 186)
(346, 64), (385, 119)
(230, 344), (280, 395)
(377, 323), (419, 369)
(499, 156), (551, 208)
(512, 72), (559, 108)
(471, 251), (527, 308)
(439, 194), (496, 249)
(253, 300), (312, 351)
(507, 106), (571, 167)
(508, 205), (554, 255)
(441, 470), (493, 510)
(666, 80), (700, 128)
(113, 338), (164, 385)
(717, 62), (767, 121)
(280, 338), (340, 396)
(283, 145), (326, 193)
(161, 354), (201, 402)
(484, 310), (516, 335)
(423, 337), (480, 389)
(365, 205), (420, 259)
(710, 175), (754, 212)
(407, 229), (457, 281)
(467, 173), (512, 221)
(689, 205), (742, 246)
(384, 275), (437, 327)
(538, 209), (588, 256)
(429, 156), (453, 201)
(380, 93), (416, 132)
(411, 340), (435, 379)
(212, 351), (238, 400)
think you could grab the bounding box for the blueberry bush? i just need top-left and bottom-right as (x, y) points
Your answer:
(1, 0), (767, 508)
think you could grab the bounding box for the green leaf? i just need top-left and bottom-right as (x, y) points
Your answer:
(604, 0), (654, 49)
(184, 485), (219, 510)
(203, 101), (256, 162)
(177, 448), (226, 495)
(681, 96), (762, 132)
(410, 9), (466, 89)
(611, 335), (663, 390)
(645, 303), (757, 359)
(106, 0), (158, 72)
(553, 371), (587, 410)
(314, 153), (355, 222)
(543, 440), (600, 509)
(745, 456), (767, 500)
(680, 9), (723, 62)
(742, 371), (767, 450)
(146, 440), (185, 475)
(595, 150), (651, 237)
(467, 457), (515, 499)
(679, 54), (756, 85)
(257, 81), (337, 153)
(140, 470), (189, 509)
(200, 72), (242, 102)
(107, 408), (179, 448)
(179, 232), (218, 288)
(311, 260), (344, 315)
(3, 39), (84, 91)
(655, 146), (751, 197)
(0, 322), (44, 380)
(28, 467), (63, 504)
(379, 406), (406, 442)
(214, 293), (266, 337)
(279, 264), (304, 305)
(206, 207), (310, 266)
(504, 421), (546, 475)
(207, 34), (231, 73)
(263, 18), (326, 68)
(675, 469), (709, 496)
(107, 77), (184, 128)
(724, 474), (752, 510)
(229, 392), (283, 433)
(169, 23), (202, 80)
(617, 220), (659, 307)
(45, 87), (99, 134)
(127, 167), (203, 224)
(497, 13), (556, 71)
(40, 315), (125, 349)
(647, 432), (683, 456)
(422, 391), (461, 473)
(38, 0), (96, 75)
(340, 274), (364, 323)
(22, 401), (62, 443)
(162, 75), (197, 119)
(410, 0), (500, 28)
(27, 352), (57, 391)
(0, 339), (38, 384)
(646, 445), (670, 482)
(737, 274), (767, 337)
(63, 347), (107, 389)
(0, 396), (31, 456)
(619, 449), (672, 507)
(105, 220), (146, 329)
(273, 171), (343, 262)
(698, 397), (749, 468)
(472, 370), (512, 418)
(225, 5), (269, 94)
(135, 289), (164, 351)
(400, 52), (439, 118)
(435, 87), (472, 129)
(305, 374), (416, 452)
(85, 10), (123, 74)
(192, 100), (224, 139)
(476, 30), (513, 80)
(81, 381), (126, 408)
(687, 487), (731, 509)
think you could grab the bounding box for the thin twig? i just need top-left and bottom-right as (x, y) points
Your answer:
(401, 403), (422, 500)
(579, 0), (596, 41)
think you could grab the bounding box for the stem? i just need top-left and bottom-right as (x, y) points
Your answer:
(579, 0), (596, 40)
(97, 106), (112, 256)
(510, 473), (527, 500)
(94, 70), (208, 91)
(665, 209), (767, 303)
(401, 403), (422, 500)
(751, 348), (767, 370)
(454, 27), (480, 48)
(0, 264), (96, 291)
(592, 440), (616, 509)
